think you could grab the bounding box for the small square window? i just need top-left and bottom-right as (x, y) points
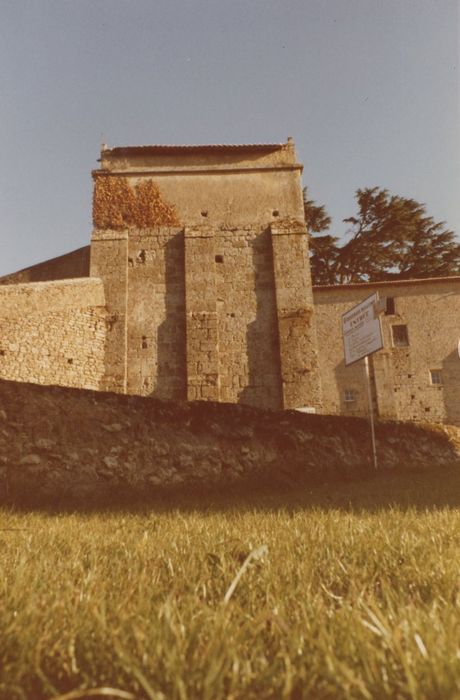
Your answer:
(392, 324), (409, 347)
(215, 255), (224, 263)
(430, 370), (442, 386)
(344, 389), (356, 403)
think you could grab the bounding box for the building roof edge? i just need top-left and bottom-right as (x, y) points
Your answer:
(103, 143), (287, 157)
(313, 275), (460, 291)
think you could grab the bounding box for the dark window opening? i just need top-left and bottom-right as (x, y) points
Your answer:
(67, 358), (73, 365)
(215, 255), (224, 263)
(272, 209), (279, 217)
(392, 324), (409, 347)
(385, 297), (395, 315)
(201, 210), (208, 217)
(142, 336), (148, 349)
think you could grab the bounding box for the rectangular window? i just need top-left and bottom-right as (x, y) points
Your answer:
(385, 297), (395, 315)
(430, 370), (442, 386)
(344, 389), (356, 403)
(392, 324), (409, 347)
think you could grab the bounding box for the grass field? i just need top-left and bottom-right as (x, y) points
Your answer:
(1, 468), (460, 700)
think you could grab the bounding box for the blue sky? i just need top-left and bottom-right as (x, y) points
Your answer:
(1, 0), (458, 276)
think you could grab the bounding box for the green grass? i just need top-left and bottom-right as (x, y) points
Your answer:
(1, 468), (460, 700)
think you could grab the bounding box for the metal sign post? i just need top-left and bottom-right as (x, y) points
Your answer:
(342, 293), (384, 470)
(364, 355), (378, 470)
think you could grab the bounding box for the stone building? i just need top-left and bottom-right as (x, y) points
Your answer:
(314, 277), (460, 426)
(0, 140), (322, 412)
(1, 140), (460, 424)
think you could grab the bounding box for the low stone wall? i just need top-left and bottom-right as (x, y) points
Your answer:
(0, 379), (459, 503)
(0, 279), (106, 390)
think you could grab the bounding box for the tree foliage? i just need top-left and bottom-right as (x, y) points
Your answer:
(304, 186), (460, 285)
(303, 187), (331, 234)
(303, 188), (340, 285)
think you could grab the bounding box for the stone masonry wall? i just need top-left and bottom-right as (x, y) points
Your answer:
(271, 220), (322, 410)
(92, 219), (320, 411)
(88, 142), (321, 410)
(183, 222), (319, 411)
(90, 231), (128, 392)
(0, 279), (106, 390)
(127, 228), (186, 400)
(94, 223), (284, 408)
(214, 226), (282, 409)
(185, 225), (220, 402)
(314, 279), (460, 426)
(2, 378), (460, 504)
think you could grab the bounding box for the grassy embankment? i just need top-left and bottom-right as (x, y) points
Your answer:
(1, 468), (460, 700)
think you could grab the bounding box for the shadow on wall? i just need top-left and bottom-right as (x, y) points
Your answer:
(239, 229), (282, 411)
(442, 348), (460, 426)
(152, 233), (187, 401)
(334, 358), (369, 417)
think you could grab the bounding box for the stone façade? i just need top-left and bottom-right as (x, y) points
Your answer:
(314, 277), (460, 426)
(2, 140), (460, 425)
(0, 140), (322, 412)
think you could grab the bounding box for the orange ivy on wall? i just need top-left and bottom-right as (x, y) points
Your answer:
(93, 176), (179, 229)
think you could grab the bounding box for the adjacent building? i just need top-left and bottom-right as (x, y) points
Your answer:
(314, 278), (460, 426)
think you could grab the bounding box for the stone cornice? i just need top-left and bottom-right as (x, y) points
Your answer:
(92, 163), (303, 178)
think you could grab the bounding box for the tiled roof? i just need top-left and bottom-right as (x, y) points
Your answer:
(103, 143), (286, 156)
(313, 276), (460, 291)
